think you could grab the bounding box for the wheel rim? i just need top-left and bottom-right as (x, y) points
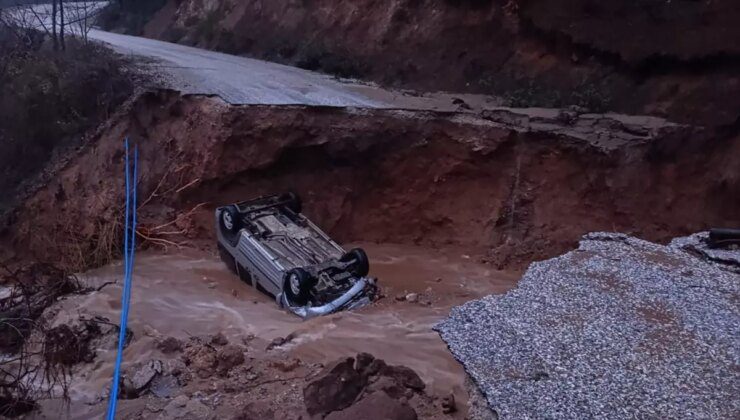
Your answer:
(222, 211), (234, 230)
(289, 273), (302, 296)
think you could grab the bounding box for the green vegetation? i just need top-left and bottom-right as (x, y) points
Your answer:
(97, 0), (167, 35)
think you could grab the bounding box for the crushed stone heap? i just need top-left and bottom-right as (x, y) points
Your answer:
(437, 232), (740, 419)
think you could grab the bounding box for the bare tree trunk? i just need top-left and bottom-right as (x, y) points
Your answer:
(59, 0), (65, 51)
(52, 0), (58, 51)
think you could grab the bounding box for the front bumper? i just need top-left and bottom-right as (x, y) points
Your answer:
(278, 277), (377, 319)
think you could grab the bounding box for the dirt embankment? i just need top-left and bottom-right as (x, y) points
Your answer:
(2, 90), (738, 272)
(138, 0), (740, 127)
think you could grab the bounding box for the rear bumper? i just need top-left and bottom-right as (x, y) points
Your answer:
(278, 277), (377, 319)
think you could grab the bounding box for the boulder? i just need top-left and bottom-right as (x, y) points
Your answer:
(303, 357), (365, 416)
(325, 392), (417, 420)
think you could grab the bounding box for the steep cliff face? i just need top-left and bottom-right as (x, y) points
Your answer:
(141, 0), (740, 127)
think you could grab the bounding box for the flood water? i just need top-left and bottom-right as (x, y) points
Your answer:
(36, 243), (520, 418)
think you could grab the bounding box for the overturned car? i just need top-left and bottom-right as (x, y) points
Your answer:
(216, 193), (378, 318)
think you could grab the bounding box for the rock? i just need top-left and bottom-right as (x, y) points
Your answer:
(216, 345), (245, 375)
(150, 374), (180, 398)
(303, 357), (365, 416)
(235, 401), (275, 420)
(182, 343), (217, 379)
(435, 277), (442, 283)
(265, 332), (296, 350)
(157, 336), (183, 354)
(210, 332), (229, 346)
(442, 393), (457, 414)
(131, 360), (163, 391)
(361, 358), (388, 378)
(405, 293), (418, 303)
(395, 293), (406, 302)
(325, 392), (417, 420)
(171, 395), (189, 408)
(366, 375), (409, 399)
(379, 364), (425, 392)
(354, 352), (375, 376)
(266, 336), (286, 351)
(158, 397), (214, 420)
(142, 325), (159, 337)
(271, 358), (301, 372)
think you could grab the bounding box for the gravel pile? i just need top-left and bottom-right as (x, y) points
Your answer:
(669, 231), (740, 272)
(436, 232), (740, 419)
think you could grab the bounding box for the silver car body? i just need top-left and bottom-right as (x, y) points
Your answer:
(215, 194), (376, 318)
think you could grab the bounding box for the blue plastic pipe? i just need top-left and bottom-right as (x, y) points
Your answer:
(106, 139), (138, 420)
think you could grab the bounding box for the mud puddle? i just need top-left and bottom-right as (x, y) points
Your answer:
(38, 243), (519, 417)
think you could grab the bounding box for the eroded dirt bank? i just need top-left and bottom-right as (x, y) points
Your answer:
(137, 0), (740, 126)
(2, 90), (738, 273)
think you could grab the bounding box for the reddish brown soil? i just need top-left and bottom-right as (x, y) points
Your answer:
(141, 0), (740, 127)
(2, 91), (738, 272)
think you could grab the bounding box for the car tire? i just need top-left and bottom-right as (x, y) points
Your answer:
(283, 268), (316, 306)
(709, 228), (740, 248)
(280, 192), (302, 214)
(218, 243), (237, 275)
(220, 205), (241, 233)
(341, 248), (370, 277)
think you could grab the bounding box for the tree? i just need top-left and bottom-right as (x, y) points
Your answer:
(51, 0), (56, 49)
(58, 0), (64, 50)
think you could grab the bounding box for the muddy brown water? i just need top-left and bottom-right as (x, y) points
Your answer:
(35, 243), (519, 418)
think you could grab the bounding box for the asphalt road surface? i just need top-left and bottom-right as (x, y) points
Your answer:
(90, 30), (498, 109)
(9, 3), (495, 108)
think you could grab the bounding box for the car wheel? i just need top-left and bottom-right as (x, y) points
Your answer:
(283, 268), (316, 306)
(341, 248), (370, 277)
(218, 243), (237, 275)
(220, 205), (241, 233)
(280, 192), (302, 214)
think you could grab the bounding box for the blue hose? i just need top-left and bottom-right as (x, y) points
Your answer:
(106, 138), (138, 420)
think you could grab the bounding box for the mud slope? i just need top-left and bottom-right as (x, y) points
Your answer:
(2, 91), (738, 271)
(141, 0), (740, 126)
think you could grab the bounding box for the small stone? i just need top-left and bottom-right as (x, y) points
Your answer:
(156, 336), (183, 354)
(271, 358), (301, 372)
(143, 325), (158, 337)
(405, 293), (418, 303)
(207, 282), (217, 289)
(210, 332), (228, 346)
(266, 336), (286, 351)
(441, 393), (457, 414)
(131, 360), (163, 391)
(395, 294), (406, 302)
(435, 277), (442, 283)
(172, 394), (189, 408)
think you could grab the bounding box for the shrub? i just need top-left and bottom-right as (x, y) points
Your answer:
(0, 28), (135, 212)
